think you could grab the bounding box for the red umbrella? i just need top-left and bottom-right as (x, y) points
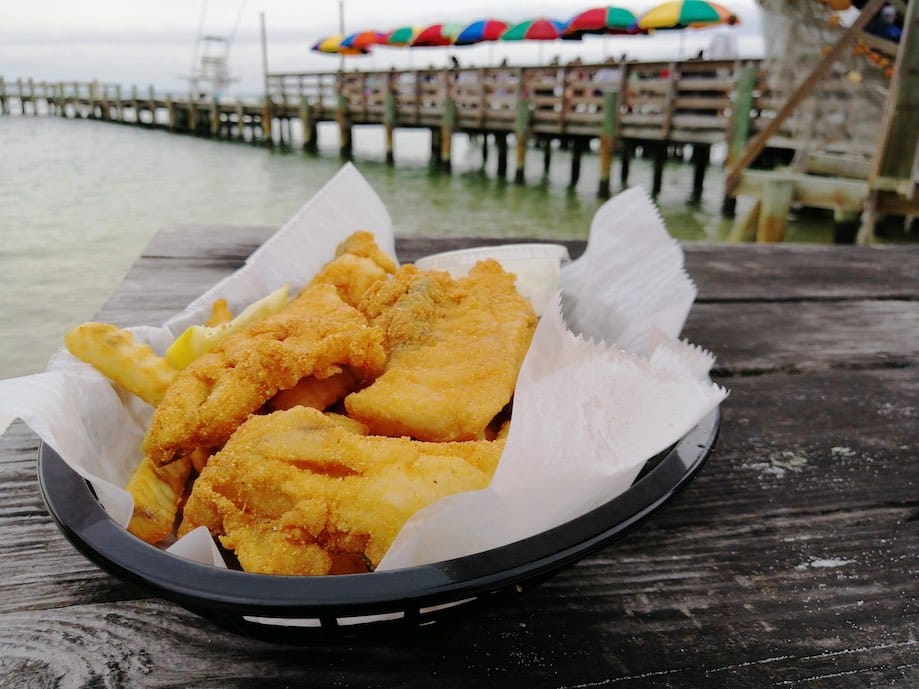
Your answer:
(500, 18), (568, 41)
(564, 6), (644, 37)
(411, 23), (463, 47)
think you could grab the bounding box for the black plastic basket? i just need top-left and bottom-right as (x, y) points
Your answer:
(38, 407), (720, 643)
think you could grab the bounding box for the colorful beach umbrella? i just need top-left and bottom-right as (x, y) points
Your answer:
(411, 23), (463, 47)
(382, 26), (420, 47)
(564, 6), (643, 37)
(637, 0), (740, 30)
(500, 18), (568, 41)
(340, 30), (386, 51)
(311, 35), (368, 56)
(454, 19), (510, 46)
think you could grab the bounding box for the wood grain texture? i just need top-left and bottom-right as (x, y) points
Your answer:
(1, 229), (916, 688)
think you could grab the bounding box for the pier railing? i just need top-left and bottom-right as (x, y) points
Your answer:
(265, 60), (751, 144)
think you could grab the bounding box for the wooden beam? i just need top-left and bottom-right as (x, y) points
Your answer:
(725, 0), (888, 194)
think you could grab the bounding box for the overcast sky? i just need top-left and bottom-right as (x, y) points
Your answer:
(1, 0), (764, 96)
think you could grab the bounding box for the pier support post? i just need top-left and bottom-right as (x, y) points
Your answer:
(480, 133), (489, 171)
(166, 97), (175, 130)
(690, 143), (711, 204)
(542, 137), (552, 177)
(28, 79), (36, 116)
(236, 102), (246, 142)
(209, 98), (220, 138)
(336, 94), (351, 158)
(514, 99), (531, 185)
(620, 141), (632, 187)
(652, 143), (667, 197)
(570, 139), (585, 188)
(383, 92), (396, 165)
(0, 78), (7, 116)
(440, 96), (456, 173)
(429, 127), (442, 168)
(130, 85), (139, 124)
(16, 79), (24, 115)
(757, 178), (794, 242)
(147, 85), (155, 126)
(114, 85), (123, 121)
(188, 97), (198, 134)
(598, 92), (619, 199)
(722, 63), (756, 217)
(263, 97), (275, 147)
(496, 133), (508, 178)
(301, 97), (317, 153)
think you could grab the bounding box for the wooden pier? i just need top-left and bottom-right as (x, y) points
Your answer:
(0, 60), (757, 201)
(3, 43), (914, 242)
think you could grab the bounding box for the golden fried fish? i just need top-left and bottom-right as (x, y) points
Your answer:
(345, 260), (537, 441)
(179, 406), (503, 575)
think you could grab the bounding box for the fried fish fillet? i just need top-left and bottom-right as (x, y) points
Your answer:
(345, 260), (537, 441)
(178, 406), (503, 575)
(143, 283), (386, 466)
(308, 230), (398, 307)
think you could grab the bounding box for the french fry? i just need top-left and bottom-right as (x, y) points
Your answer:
(125, 454), (193, 544)
(64, 322), (178, 406)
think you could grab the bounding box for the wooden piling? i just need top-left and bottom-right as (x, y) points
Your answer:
(147, 85), (155, 125)
(301, 97), (317, 153)
(0, 77), (8, 116)
(383, 91), (396, 166)
(236, 102), (246, 141)
(598, 92), (619, 198)
(440, 96), (455, 172)
(722, 63), (757, 217)
(691, 143), (711, 203)
(757, 178), (794, 242)
(496, 133), (508, 178)
(514, 98), (530, 184)
(335, 94), (350, 158)
(209, 98), (220, 138)
(620, 141), (632, 188)
(542, 137), (552, 177)
(570, 138), (585, 188)
(652, 143), (667, 197)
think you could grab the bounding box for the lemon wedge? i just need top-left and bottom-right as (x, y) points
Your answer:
(166, 284), (289, 369)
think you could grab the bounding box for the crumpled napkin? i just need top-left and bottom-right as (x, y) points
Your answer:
(0, 162), (726, 570)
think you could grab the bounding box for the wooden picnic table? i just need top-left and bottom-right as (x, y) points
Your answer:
(1, 228), (917, 688)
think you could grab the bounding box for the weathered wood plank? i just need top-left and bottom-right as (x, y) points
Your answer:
(0, 369), (915, 687)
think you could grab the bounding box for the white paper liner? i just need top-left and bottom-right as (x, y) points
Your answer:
(0, 163), (727, 574)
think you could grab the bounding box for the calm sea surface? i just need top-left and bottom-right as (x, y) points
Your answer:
(1, 115), (835, 379)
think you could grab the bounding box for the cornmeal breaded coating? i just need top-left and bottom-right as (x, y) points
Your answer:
(178, 406), (503, 575)
(308, 230), (398, 307)
(143, 283), (386, 466)
(345, 260), (537, 441)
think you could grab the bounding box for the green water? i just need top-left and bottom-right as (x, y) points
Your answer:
(0, 115), (834, 378)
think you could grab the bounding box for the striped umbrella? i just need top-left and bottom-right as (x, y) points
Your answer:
(500, 18), (568, 41)
(454, 19), (510, 46)
(637, 0), (740, 30)
(411, 23), (463, 47)
(382, 26), (420, 47)
(311, 35), (368, 56)
(564, 6), (643, 37)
